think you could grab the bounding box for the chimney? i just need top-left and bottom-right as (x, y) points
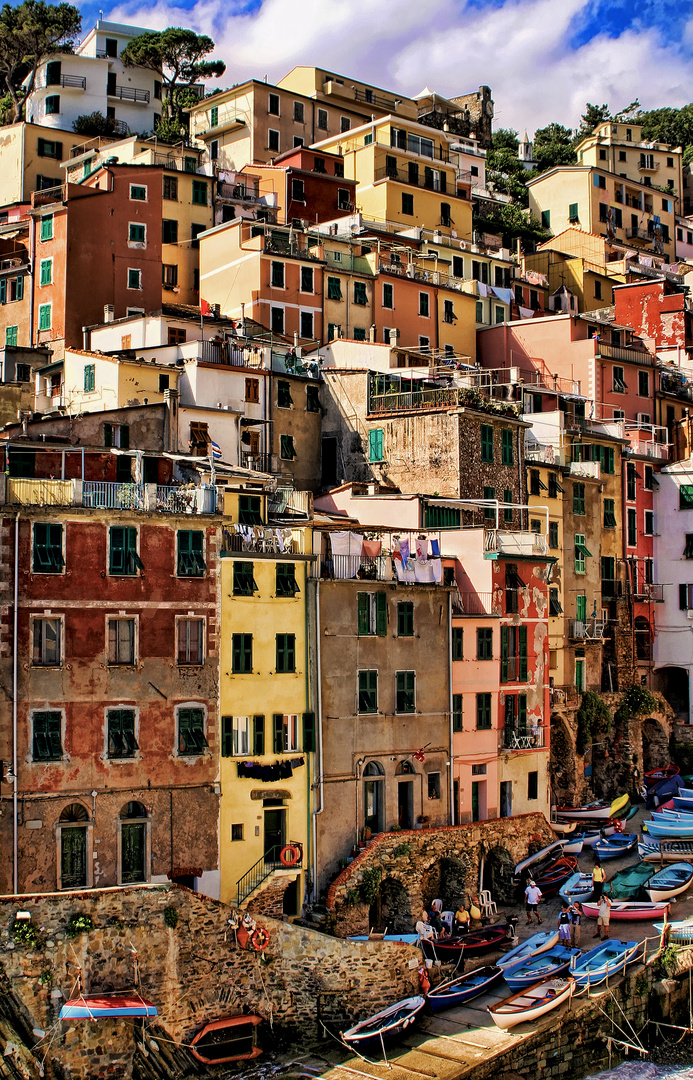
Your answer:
(163, 388), (179, 453)
(104, 304), (114, 324)
(369, 324), (376, 343)
(389, 328), (400, 346)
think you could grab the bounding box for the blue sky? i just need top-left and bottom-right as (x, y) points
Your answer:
(66, 0), (693, 131)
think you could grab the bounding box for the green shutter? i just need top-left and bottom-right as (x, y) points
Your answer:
(519, 625), (528, 682)
(375, 592), (387, 636)
(253, 715), (265, 755)
(500, 626), (509, 683)
(16, 276), (23, 300)
(302, 712), (316, 752)
(481, 424), (493, 462)
(273, 714), (283, 753)
(0, 279), (6, 304)
(518, 694), (527, 727)
(357, 592), (369, 635)
(221, 716), (233, 757)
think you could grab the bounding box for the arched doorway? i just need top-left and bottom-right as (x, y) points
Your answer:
(57, 803), (91, 890)
(369, 877), (412, 933)
(363, 761), (384, 834)
(119, 801), (150, 885)
(395, 760), (415, 829)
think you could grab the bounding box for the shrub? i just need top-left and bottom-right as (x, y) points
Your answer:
(163, 906), (179, 929)
(576, 691), (612, 755)
(359, 868), (382, 906)
(65, 913), (94, 939)
(393, 844), (411, 858)
(11, 920), (42, 950)
(73, 111), (124, 137)
(614, 686), (657, 724)
(39, 969), (53, 986)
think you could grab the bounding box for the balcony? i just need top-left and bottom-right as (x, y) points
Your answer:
(525, 444), (564, 466)
(31, 185), (65, 209)
(199, 340), (262, 368)
(569, 619), (605, 641)
(7, 478), (74, 506)
(638, 158), (660, 174)
(374, 164), (461, 194)
(501, 726), (546, 751)
(241, 451), (278, 475)
(569, 460), (601, 480)
(660, 372), (693, 400)
(267, 488), (313, 519)
(484, 530), (549, 557)
(40, 73), (86, 89)
(217, 181), (261, 203)
(625, 436), (669, 461)
(594, 341), (655, 366)
(377, 260), (467, 291)
(625, 227), (653, 243)
(629, 583), (665, 602)
(317, 553), (392, 581)
(451, 590), (499, 616)
(83, 481), (145, 510)
(369, 384), (461, 414)
(5, 479), (218, 513)
(108, 85), (150, 104)
(156, 485), (216, 514)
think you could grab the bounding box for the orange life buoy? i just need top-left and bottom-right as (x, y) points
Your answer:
(418, 967), (431, 995)
(251, 926), (270, 951)
(280, 844), (301, 867)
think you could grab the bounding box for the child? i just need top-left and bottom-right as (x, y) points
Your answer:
(558, 902), (572, 943)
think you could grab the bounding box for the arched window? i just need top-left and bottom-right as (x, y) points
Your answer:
(120, 800), (148, 819)
(363, 761), (384, 777)
(395, 760), (415, 775)
(57, 803), (91, 890)
(118, 802), (150, 885)
(363, 760), (384, 833)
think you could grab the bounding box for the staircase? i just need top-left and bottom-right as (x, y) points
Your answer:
(235, 844), (303, 909)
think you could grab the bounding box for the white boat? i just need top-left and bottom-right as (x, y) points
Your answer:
(514, 840), (565, 876)
(645, 818), (693, 838)
(562, 837), (584, 855)
(488, 978), (574, 1030)
(555, 794), (629, 822)
(645, 862), (693, 903)
(551, 821), (578, 836)
(497, 930), (559, 971)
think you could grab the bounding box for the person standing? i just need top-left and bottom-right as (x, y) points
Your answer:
(592, 858), (606, 900)
(570, 901), (583, 947)
(558, 902), (572, 943)
(524, 879), (543, 925)
(596, 894), (612, 940)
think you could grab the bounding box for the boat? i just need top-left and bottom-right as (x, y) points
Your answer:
(639, 838), (693, 863)
(534, 855), (578, 895)
(419, 924), (512, 961)
(672, 798), (693, 812)
(515, 840), (565, 877)
(570, 829), (602, 848)
(645, 862), (693, 903)
(592, 834), (638, 860)
(341, 996), (425, 1051)
(570, 940), (638, 987)
(645, 765), (681, 789)
(497, 930), (559, 970)
(644, 818), (693, 838)
(349, 933), (420, 945)
(551, 821), (578, 836)
(488, 978), (574, 1030)
(555, 794), (630, 822)
(606, 862), (655, 900)
(581, 900), (670, 921)
(427, 965), (504, 1012)
(559, 872), (594, 904)
(190, 1016), (262, 1065)
(648, 777), (686, 808)
(502, 945), (582, 991)
(653, 808), (693, 818)
(672, 787), (693, 800)
(59, 993), (158, 1020)
(562, 836), (584, 855)
(653, 918), (693, 944)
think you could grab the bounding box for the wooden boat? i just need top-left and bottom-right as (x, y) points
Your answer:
(497, 930), (559, 970)
(647, 776), (685, 807)
(427, 965), (503, 1012)
(559, 872), (594, 904)
(556, 794), (629, 822)
(606, 862), (655, 900)
(582, 900), (669, 921)
(644, 818), (693, 838)
(190, 1016), (262, 1065)
(503, 945), (581, 991)
(569, 829), (602, 848)
(645, 765), (680, 789)
(515, 840), (565, 876)
(349, 933), (419, 944)
(534, 855), (578, 895)
(672, 798), (693, 812)
(672, 787), (693, 800)
(653, 808), (693, 818)
(550, 821), (577, 836)
(419, 924), (512, 961)
(653, 917), (693, 944)
(592, 834), (638, 860)
(341, 996), (425, 1051)
(488, 978), (574, 1030)
(562, 836), (584, 855)
(639, 838), (693, 863)
(570, 940), (638, 987)
(645, 862), (693, 903)
(59, 993), (158, 1020)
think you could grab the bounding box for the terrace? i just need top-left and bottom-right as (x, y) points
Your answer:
(6, 479), (218, 514)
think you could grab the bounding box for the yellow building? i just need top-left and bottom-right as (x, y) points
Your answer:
(0, 122), (94, 206)
(51, 348), (180, 413)
(524, 229), (626, 313)
(577, 121), (682, 202)
(218, 506), (315, 911)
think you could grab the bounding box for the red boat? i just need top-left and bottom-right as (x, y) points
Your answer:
(534, 856), (578, 896)
(645, 765), (680, 790)
(190, 1015), (262, 1065)
(419, 924), (512, 961)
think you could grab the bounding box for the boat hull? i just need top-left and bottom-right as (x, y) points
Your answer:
(59, 994), (158, 1020)
(419, 925), (511, 961)
(592, 834), (638, 860)
(653, 919), (693, 944)
(190, 1015), (262, 1065)
(556, 795), (629, 822)
(645, 862), (693, 903)
(645, 820), (693, 838)
(488, 978), (574, 1030)
(582, 901), (669, 921)
(639, 839), (693, 863)
(559, 872), (594, 904)
(503, 947), (581, 991)
(428, 966), (503, 1012)
(497, 931), (559, 970)
(341, 996), (425, 1051)
(571, 940), (638, 986)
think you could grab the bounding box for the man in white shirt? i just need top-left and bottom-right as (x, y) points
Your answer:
(524, 880), (543, 924)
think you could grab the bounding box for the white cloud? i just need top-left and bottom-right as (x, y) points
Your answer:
(110, 0), (693, 133)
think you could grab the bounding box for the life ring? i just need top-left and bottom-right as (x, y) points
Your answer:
(251, 926), (270, 951)
(280, 844), (301, 867)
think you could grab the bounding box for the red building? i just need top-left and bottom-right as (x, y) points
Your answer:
(249, 147), (357, 226)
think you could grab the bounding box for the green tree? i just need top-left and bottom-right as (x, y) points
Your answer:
(72, 110), (121, 137)
(485, 146), (532, 204)
(120, 28), (225, 129)
(575, 102), (611, 142)
(492, 127), (519, 153)
(0, 0), (81, 122)
(532, 123), (576, 172)
(474, 201), (548, 252)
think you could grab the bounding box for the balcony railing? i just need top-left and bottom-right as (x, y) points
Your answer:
(525, 444), (564, 466)
(569, 460), (601, 480)
(267, 488), (313, 518)
(7, 478), (73, 506)
(217, 182), (261, 202)
(451, 590), (499, 616)
(374, 164), (460, 195)
(625, 227), (653, 242)
(317, 553), (392, 581)
(41, 73), (86, 89)
(109, 85), (150, 103)
(156, 485), (216, 514)
(369, 386), (460, 414)
(626, 438), (669, 461)
(501, 726), (546, 751)
(241, 452), (278, 474)
(551, 684), (579, 708)
(31, 185), (65, 208)
(569, 619), (605, 641)
(82, 482), (145, 510)
(594, 342), (655, 366)
(484, 530), (549, 557)
(199, 340), (262, 368)
(629, 583), (665, 603)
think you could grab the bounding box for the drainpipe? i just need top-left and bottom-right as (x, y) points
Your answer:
(311, 577), (324, 902)
(517, 426), (523, 529)
(13, 513), (19, 894)
(448, 589), (454, 825)
(29, 216), (36, 347)
(303, 562), (311, 901)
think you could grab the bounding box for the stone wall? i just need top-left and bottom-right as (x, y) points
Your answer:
(0, 883), (420, 1080)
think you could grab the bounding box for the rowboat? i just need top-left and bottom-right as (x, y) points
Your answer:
(647, 776), (684, 808)
(550, 821), (577, 836)
(534, 856), (578, 895)
(427, 965), (503, 1012)
(497, 930), (559, 970)
(644, 818), (693, 838)
(672, 787), (693, 800)
(645, 765), (680, 789)
(515, 840), (565, 876)
(419, 924), (512, 961)
(581, 900), (669, 921)
(555, 794), (629, 822)
(570, 829), (602, 848)
(488, 978), (574, 1030)
(503, 945), (582, 991)
(653, 808), (693, 818)
(653, 918), (693, 944)
(559, 872), (594, 904)
(645, 862), (693, 903)
(341, 996), (425, 1051)
(59, 993), (158, 1020)
(639, 838), (693, 863)
(672, 798), (693, 811)
(190, 1016), (262, 1065)
(570, 940), (638, 987)
(606, 862), (655, 900)
(562, 836), (584, 855)
(592, 834), (638, 860)
(349, 934), (420, 945)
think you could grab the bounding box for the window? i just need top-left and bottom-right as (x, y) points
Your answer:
(271, 261), (285, 288)
(637, 369), (650, 398)
(276, 633), (296, 673)
(268, 129), (280, 152)
(541, 210), (550, 229)
(397, 601), (414, 637)
(358, 670), (378, 713)
(603, 498), (616, 528)
(368, 427), (384, 463)
(300, 311), (313, 339)
(613, 365), (627, 392)
(317, 108), (327, 130)
(549, 521), (559, 549)
(396, 670), (415, 713)
(575, 533), (591, 574)
(358, 591), (387, 636)
(236, 495), (261, 527)
(245, 378), (259, 404)
(104, 423), (129, 448)
(163, 176), (178, 201)
(476, 300), (483, 323)
(680, 485), (693, 510)
(476, 692), (492, 729)
(40, 215), (53, 241)
(38, 303), (51, 331)
(277, 380), (293, 409)
(33, 522), (63, 572)
(6, 326), (18, 347)
(627, 462), (637, 501)
(338, 188), (351, 210)
(481, 424), (494, 462)
(291, 177), (305, 202)
(419, 292), (429, 317)
(232, 633), (253, 673)
(354, 281), (367, 305)
(644, 466), (655, 491)
(594, 280), (602, 300)
(127, 268), (142, 290)
(280, 434), (296, 460)
(162, 264), (178, 288)
(178, 708), (207, 756)
(268, 93), (279, 115)
(162, 218), (179, 245)
(495, 306), (505, 324)
(644, 510), (654, 535)
(549, 587), (562, 616)
(192, 179), (207, 206)
(528, 771), (538, 801)
(128, 223), (146, 246)
(271, 307), (284, 334)
(402, 192), (414, 215)
(177, 619), (204, 664)
(107, 709), (138, 758)
(452, 627), (464, 661)
(108, 618), (135, 665)
(233, 560), (257, 596)
(477, 627), (493, 660)
(39, 257), (52, 286)
(299, 265), (314, 293)
(627, 507), (637, 546)
(601, 556), (616, 599)
(37, 136), (63, 158)
(306, 384), (320, 413)
(109, 527), (143, 576)
(601, 446), (615, 474)
(569, 202), (579, 222)
(573, 482), (585, 515)
(129, 184), (147, 202)
(45, 95), (60, 114)
(684, 535), (693, 560)
(452, 694), (463, 732)
(443, 299), (454, 324)
(177, 530), (205, 577)
(427, 772), (441, 800)
(293, 101), (304, 123)
(32, 711), (62, 760)
(327, 276), (342, 301)
(276, 563), (299, 597)
(501, 428), (514, 465)
(32, 616), (61, 666)
(340, 117), (350, 132)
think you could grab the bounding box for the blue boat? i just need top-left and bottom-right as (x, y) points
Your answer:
(341, 996), (425, 1052)
(570, 940), (638, 987)
(503, 945), (582, 990)
(672, 798), (693, 811)
(592, 834), (638, 860)
(497, 930), (559, 971)
(559, 872), (594, 904)
(647, 776), (685, 808)
(653, 918), (693, 944)
(349, 933), (420, 945)
(427, 965), (504, 1012)
(59, 994), (158, 1019)
(645, 862), (693, 903)
(645, 818), (693, 838)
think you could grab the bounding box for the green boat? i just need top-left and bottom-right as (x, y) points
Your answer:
(606, 862), (655, 900)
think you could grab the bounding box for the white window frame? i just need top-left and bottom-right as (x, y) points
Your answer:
(626, 507), (637, 548)
(127, 267), (142, 291)
(418, 291), (430, 318)
(107, 615), (138, 666)
(270, 304), (285, 334)
(175, 701), (209, 759)
(299, 309), (314, 339)
(38, 302), (52, 331)
(644, 510), (654, 535)
(232, 715), (250, 756)
(31, 613), (63, 666)
(299, 266), (313, 293)
(128, 221), (147, 249)
(176, 615), (205, 665)
(282, 713), (299, 752)
(129, 183), (148, 202)
(31, 707), (66, 763)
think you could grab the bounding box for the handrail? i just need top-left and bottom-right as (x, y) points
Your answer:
(236, 842), (303, 906)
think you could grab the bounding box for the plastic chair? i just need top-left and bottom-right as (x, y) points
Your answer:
(478, 890), (497, 918)
(441, 911), (454, 934)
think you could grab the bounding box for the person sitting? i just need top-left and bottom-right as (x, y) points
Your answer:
(454, 906), (471, 935)
(415, 910), (436, 941)
(427, 904), (444, 936)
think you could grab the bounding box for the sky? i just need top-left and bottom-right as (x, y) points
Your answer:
(78, 0), (693, 133)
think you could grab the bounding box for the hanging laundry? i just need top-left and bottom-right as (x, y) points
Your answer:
(414, 561), (435, 583)
(331, 530), (363, 578)
(639, 256), (653, 268)
(362, 538), (382, 557)
(415, 538), (428, 562)
(491, 286), (513, 306)
(430, 538), (440, 557)
(518, 306), (534, 319)
(477, 281), (490, 297)
(431, 559), (442, 582)
(398, 538), (410, 564)
(394, 559), (416, 583)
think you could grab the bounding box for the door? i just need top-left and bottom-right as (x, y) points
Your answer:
(143, 457), (158, 483)
(121, 823), (146, 884)
(61, 827), (87, 889)
(321, 437), (338, 488)
(500, 781), (513, 818)
(471, 782), (480, 822)
(575, 658), (585, 692)
(364, 779), (383, 833)
(264, 809), (285, 863)
(397, 781), (413, 829)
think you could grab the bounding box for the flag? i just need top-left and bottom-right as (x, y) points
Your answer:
(200, 298), (214, 317)
(211, 440), (222, 460)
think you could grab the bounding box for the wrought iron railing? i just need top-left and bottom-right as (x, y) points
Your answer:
(236, 843), (303, 907)
(82, 482), (145, 510)
(156, 485), (216, 514)
(110, 85), (150, 103)
(501, 726), (546, 751)
(451, 590), (498, 616)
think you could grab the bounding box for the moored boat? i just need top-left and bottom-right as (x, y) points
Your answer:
(606, 862), (655, 900)
(592, 833), (638, 860)
(645, 765), (681, 789)
(672, 798), (693, 812)
(555, 794), (629, 821)
(534, 855), (578, 895)
(419, 924), (512, 961)
(427, 965), (503, 1012)
(341, 996), (425, 1052)
(653, 917), (693, 944)
(488, 978), (574, 1030)
(581, 900), (669, 921)
(639, 838), (693, 863)
(190, 1016), (262, 1064)
(570, 940), (638, 987)
(59, 993), (158, 1020)
(562, 836), (584, 855)
(515, 840), (565, 877)
(645, 862), (693, 903)
(644, 818), (693, 838)
(503, 945), (581, 991)
(559, 872), (594, 904)
(349, 933), (420, 944)
(551, 820), (578, 836)
(497, 930), (559, 970)
(569, 829), (602, 848)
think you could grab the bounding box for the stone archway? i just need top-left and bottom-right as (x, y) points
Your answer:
(369, 876), (412, 933)
(641, 716), (670, 773)
(484, 845), (518, 904)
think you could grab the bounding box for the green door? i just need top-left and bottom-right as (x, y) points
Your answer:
(575, 658), (585, 692)
(472, 782), (480, 822)
(264, 809), (285, 863)
(121, 823), (146, 884)
(61, 827), (87, 889)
